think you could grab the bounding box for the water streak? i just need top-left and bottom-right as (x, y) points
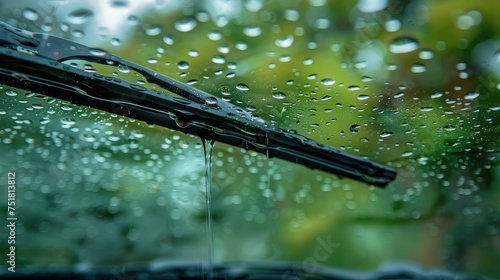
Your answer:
(202, 138), (215, 280)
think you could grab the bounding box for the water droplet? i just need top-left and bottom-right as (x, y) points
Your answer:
(175, 17), (197, 32)
(5, 90), (18, 97)
(89, 48), (107, 56)
(128, 15), (140, 25)
(444, 124), (456, 131)
(163, 35), (174, 45)
(394, 92), (404, 98)
(236, 41), (248, 50)
(131, 130), (144, 138)
(211, 55), (226, 64)
(418, 49), (435, 60)
(177, 61), (189, 70)
(205, 97), (218, 105)
(420, 106), (433, 112)
(111, 38), (121, 46)
(357, 94), (369, 100)
(23, 8), (39, 21)
(236, 83), (250, 91)
(389, 37), (419, 54)
(215, 15), (229, 27)
(357, 0), (388, 13)
(67, 9), (94, 24)
(464, 92), (480, 100)
(32, 104), (44, 110)
(431, 92), (443, 99)
(402, 151), (413, 157)
(321, 78), (335, 86)
(380, 131), (393, 138)
(314, 17), (330, 29)
(321, 95), (332, 101)
(106, 0), (127, 7)
(279, 55), (291, 62)
(71, 29), (84, 38)
(349, 124), (360, 133)
(411, 63), (426, 73)
(284, 10), (300, 21)
(244, 0), (263, 12)
(208, 31), (223, 41)
(147, 58), (158, 64)
(60, 117), (76, 126)
(308, 74), (317, 80)
(118, 64), (130, 73)
(243, 26), (262, 37)
(145, 25), (162, 36)
(384, 19), (401, 32)
(348, 85), (360, 91)
(275, 35), (294, 48)
(272, 91), (286, 99)
(188, 49), (199, 57)
(246, 105), (256, 111)
(217, 44), (230, 54)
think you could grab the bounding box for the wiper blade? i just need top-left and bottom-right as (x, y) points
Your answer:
(0, 21), (396, 187)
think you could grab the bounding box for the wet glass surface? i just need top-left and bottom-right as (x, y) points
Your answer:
(0, 0), (499, 279)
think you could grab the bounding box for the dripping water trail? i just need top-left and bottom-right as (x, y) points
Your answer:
(202, 138), (215, 280)
(265, 149), (271, 202)
(264, 133), (271, 202)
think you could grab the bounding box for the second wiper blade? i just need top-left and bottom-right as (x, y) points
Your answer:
(0, 21), (396, 187)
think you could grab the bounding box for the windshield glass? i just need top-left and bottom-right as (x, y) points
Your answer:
(0, 1), (499, 279)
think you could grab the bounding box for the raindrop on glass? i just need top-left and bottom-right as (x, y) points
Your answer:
(431, 92), (443, 99)
(188, 49), (199, 57)
(175, 17), (197, 32)
(177, 61), (189, 70)
(389, 37), (419, 54)
(212, 55), (226, 64)
(464, 92), (480, 100)
(272, 91), (286, 99)
(208, 31), (223, 41)
(236, 83), (250, 91)
(23, 8), (39, 21)
(420, 106), (433, 112)
(284, 10), (300, 21)
(321, 78), (335, 86)
(314, 17), (330, 29)
(5, 90), (18, 97)
(275, 35), (294, 48)
(67, 9), (94, 24)
(244, 0), (263, 12)
(163, 35), (174, 45)
(411, 63), (426, 73)
(349, 124), (360, 133)
(384, 19), (401, 32)
(243, 26), (262, 37)
(111, 38), (121, 46)
(145, 25), (162, 36)
(394, 92), (404, 98)
(418, 49), (435, 60)
(444, 124), (456, 131)
(128, 15), (139, 25)
(236, 41), (248, 50)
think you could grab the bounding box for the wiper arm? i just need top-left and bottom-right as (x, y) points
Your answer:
(0, 21), (396, 187)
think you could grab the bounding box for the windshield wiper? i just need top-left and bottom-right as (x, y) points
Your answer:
(0, 21), (396, 187)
